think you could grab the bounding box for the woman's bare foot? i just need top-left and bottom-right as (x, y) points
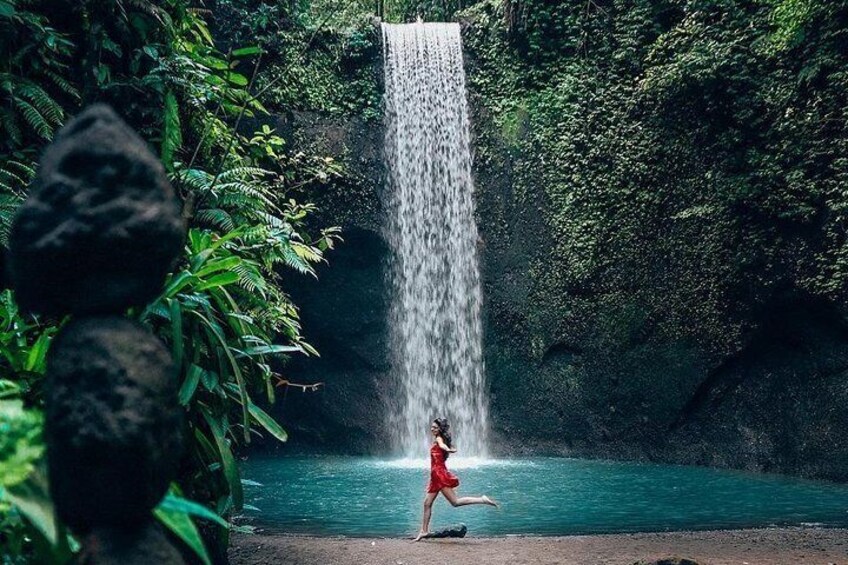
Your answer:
(482, 495), (499, 508)
(413, 531), (428, 541)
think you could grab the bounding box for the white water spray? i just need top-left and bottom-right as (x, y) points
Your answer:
(382, 22), (489, 459)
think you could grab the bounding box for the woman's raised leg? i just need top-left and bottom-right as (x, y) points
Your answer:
(440, 487), (499, 508)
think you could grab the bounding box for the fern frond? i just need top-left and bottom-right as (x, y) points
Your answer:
(117, 0), (174, 31)
(195, 208), (235, 232)
(44, 70), (81, 100)
(0, 109), (22, 147)
(173, 167), (214, 192)
(239, 225), (269, 244)
(13, 98), (52, 140)
(291, 241), (324, 264)
(217, 166), (268, 183)
(0, 159), (36, 188)
(261, 213), (293, 232)
(279, 242), (316, 276)
(234, 261), (267, 296)
(18, 82), (64, 125)
(0, 189), (23, 245)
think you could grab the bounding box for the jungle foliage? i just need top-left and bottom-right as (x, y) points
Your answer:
(0, 0), (343, 562)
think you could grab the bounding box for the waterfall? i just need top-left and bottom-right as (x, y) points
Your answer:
(381, 22), (489, 459)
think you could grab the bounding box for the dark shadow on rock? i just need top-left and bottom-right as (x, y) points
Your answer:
(268, 227), (391, 453)
(664, 294), (848, 480)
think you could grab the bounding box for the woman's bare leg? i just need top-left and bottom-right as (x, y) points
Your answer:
(414, 492), (438, 541)
(440, 487), (499, 508)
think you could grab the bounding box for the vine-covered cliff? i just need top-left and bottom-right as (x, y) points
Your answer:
(273, 0), (848, 481)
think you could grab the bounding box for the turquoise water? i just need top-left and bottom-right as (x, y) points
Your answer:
(240, 456), (848, 537)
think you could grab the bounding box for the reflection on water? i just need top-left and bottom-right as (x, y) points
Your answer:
(240, 456), (848, 537)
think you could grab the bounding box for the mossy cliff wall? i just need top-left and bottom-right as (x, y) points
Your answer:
(275, 2), (848, 481)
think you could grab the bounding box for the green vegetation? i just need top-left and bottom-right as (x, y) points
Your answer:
(0, 0), (345, 562)
(461, 0), (848, 444)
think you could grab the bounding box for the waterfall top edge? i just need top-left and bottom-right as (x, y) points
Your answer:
(381, 22), (460, 29)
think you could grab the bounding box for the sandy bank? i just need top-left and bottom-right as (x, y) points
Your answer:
(229, 526), (848, 564)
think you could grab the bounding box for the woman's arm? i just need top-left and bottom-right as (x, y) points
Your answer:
(436, 437), (457, 453)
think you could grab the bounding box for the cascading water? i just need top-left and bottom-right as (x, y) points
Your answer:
(382, 22), (489, 459)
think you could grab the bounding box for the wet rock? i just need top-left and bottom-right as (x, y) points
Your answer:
(45, 317), (183, 533)
(422, 523), (467, 539)
(78, 521), (185, 564)
(8, 104), (184, 316)
(633, 559), (703, 565)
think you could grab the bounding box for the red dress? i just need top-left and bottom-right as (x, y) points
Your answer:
(427, 442), (460, 493)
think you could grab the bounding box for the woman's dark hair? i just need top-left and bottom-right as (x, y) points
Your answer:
(433, 418), (453, 458)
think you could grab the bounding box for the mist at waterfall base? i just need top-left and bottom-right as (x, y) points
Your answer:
(240, 456), (848, 536)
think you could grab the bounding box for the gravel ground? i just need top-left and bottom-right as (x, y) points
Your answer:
(229, 527), (848, 565)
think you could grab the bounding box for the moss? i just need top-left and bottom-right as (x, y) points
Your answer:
(256, 19), (382, 121)
(461, 0), (848, 455)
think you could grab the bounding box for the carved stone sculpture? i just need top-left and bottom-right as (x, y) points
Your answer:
(9, 104), (187, 563)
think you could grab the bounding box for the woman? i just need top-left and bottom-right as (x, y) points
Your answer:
(414, 418), (498, 541)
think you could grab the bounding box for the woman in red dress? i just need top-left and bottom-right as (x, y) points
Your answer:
(414, 418), (498, 541)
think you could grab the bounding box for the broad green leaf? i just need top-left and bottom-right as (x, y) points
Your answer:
(155, 506), (211, 565)
(169, 298), (184, 369)
(178, 364), (202, 406)
(200, 407), (243, 509)
(232, 46), (262, 57)
(192, 311), (250, 441)
(200, 369), (219, 392)
(196, 256), (241, 278)
(158, 493), (228, 528)
(196, 272), (240, 291)
(0, 379), (21, 399)
(161, 90), (183, 170)
(237, 344), (301, 358)
(225, 72), (248, 86)
(0, 2), (15, 18)
(4, 471), (58, 545)
(164, 271), (198, 298)
(247, 402), (287, 442)
(24, 331), (51, 372)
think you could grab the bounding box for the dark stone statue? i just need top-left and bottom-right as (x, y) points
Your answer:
(77, 522), (186, 565)
(8, 104), (184, 317)
(45, 317), (182, 533)
(9, 104), (187, 562)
